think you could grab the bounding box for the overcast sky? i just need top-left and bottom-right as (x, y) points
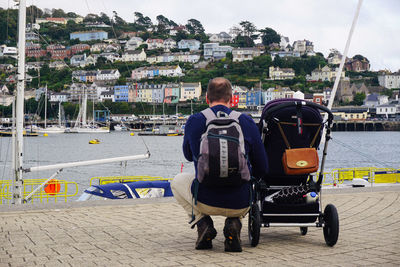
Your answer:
(3, 0), (400, 71)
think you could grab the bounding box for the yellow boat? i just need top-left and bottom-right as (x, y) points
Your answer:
(89, 139), (100, 144)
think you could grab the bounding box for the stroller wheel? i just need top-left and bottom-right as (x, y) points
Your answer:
(248, 203), (261, 247)
(300, 227), (308, 235)
(323, 204), (339, 247)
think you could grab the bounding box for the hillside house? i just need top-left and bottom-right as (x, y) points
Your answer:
(270, 51), (300, 60)
(70, 31), (108, 41)
(345, 57), (370, 72)
(378, 71), (400, 89)
(178, 39), (201, 51)
(122, 49), (146, 62)
(96, 69), (121, 81)
(208, 32), (233, 43)
(163, 38), (177, 51)
(46, 44), (71, 60)
(269, 66), (295, 80)
(49, 61), (68, 70)
(146, 39), (164, 49)
(203, 43), (233, 60)
(307, 65), (345, 82)
(232, 47), (261, 62)
(25, 43), (46, 58)
(71, 44), (90, 55)
(125, 37), (143, 51)
(90, 43), (107, 53)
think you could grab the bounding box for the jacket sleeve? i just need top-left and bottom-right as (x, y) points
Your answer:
(182, 116), (194, 162)
(242, 116), (269, 179)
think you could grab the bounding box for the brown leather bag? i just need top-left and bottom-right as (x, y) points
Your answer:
(282, 147), (319, 175)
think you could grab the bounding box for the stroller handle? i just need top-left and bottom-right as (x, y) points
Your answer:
(263, 101), (334, 123)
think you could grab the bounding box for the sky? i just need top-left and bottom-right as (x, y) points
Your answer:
(2, 0), (400, 71)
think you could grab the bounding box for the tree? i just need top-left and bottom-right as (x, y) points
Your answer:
(66, 12), (79, 18)
(134, 12), (152, 29)
(52, 8), (67, 18)
(239, 21), (258, 39)
(259, 27), (281, 46)
(113, 11), (126, 25)
(352, 92), (366, 106)
(99, 12), (111, 25)
(27, 5), (44, 21)
(185, 19), (205, 35)
(156, 15), (170, 33)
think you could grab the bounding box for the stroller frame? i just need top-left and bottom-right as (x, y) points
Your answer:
(248, 100), (339, 247)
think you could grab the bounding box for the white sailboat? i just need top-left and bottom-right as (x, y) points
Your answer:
(35, 85), (66, 134)
(65, 88), (109, 133)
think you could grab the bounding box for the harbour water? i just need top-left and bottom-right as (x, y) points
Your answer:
(0, 131), (399, 197)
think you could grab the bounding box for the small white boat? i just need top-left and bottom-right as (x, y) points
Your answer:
(114, 124), (128, 131)
(35, 125), (66, 134)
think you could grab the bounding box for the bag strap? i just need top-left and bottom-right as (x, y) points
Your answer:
(201, 108), (216, 125)
(277, 121), (321, 149)
(309, 124), (322, 148)
(228, 110), (241, 122)
(277, 122), (291, 149)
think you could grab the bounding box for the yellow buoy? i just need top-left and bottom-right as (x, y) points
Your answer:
(130, 132), (135, 136)
(43, 133), (48, 137)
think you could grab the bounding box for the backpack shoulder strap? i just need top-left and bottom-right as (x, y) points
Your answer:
(201, 108), (216, 125)
(228, 110), (242, 122)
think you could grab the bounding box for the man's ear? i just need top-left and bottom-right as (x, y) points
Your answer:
(206, 94), (209, 104)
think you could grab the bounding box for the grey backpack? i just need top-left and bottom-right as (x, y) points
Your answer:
(197, 108), (250, 187)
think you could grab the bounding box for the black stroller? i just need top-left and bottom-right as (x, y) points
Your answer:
(248, 98), (339, 247)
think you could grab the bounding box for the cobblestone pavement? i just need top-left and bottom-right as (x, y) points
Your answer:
(0, 186), (399, 266)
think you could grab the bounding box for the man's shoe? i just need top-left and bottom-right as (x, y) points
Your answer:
(195, 216), (217, 250)
(223, 217), (242, 252)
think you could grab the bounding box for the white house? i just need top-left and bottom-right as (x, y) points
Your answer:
(208, 32), (233, 43)
(90, 43), (107, 52)
(131, 65), (183, 80)
(232, 47), (261, 62)
(122, 49), (146, 62)
(99, 90), (115, 102)
(163, 38), (177, 51)
(178, 39), (201, 51)
(49, 92), (69, 102)
(70, 54), (87, 67)
(99, 52), (120, 62)
(307, 65), (345, 82)
(269, 66), (295, 80)
(203, 43), (233, 60)
(146, 39), (164, 49)
(378, 72), (400, 89)
(125, 37), (143, 51)
(270, 51), (301, 60)
(293, 40), (314, 55)
(279, 35), (290, 50)
(293, 90), (305, 99)
(180, 82), (202, 101)
(96, 69), (121, 81)
(376, 104), (397, 117)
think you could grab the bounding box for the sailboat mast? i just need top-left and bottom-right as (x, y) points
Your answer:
(44, 84), (47, 129)
(14, 0), (27, 204)
(58, 101), (61, 127)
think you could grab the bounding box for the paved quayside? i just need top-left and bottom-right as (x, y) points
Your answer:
(0, 186), (399, 266)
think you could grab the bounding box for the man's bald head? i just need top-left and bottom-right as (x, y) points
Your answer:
(206, 77), (233, 104)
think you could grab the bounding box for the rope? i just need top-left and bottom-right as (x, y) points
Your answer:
(331, 138), (392, 168)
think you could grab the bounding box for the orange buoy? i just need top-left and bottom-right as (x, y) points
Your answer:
(44, 179), (61, 195)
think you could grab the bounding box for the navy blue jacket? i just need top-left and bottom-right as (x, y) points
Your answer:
(183, 105), (268, 209)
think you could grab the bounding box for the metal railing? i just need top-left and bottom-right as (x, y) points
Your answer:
(320, 167), (400, 186)
(90, 175), (172, 186)
(0, 179), (78, 204)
